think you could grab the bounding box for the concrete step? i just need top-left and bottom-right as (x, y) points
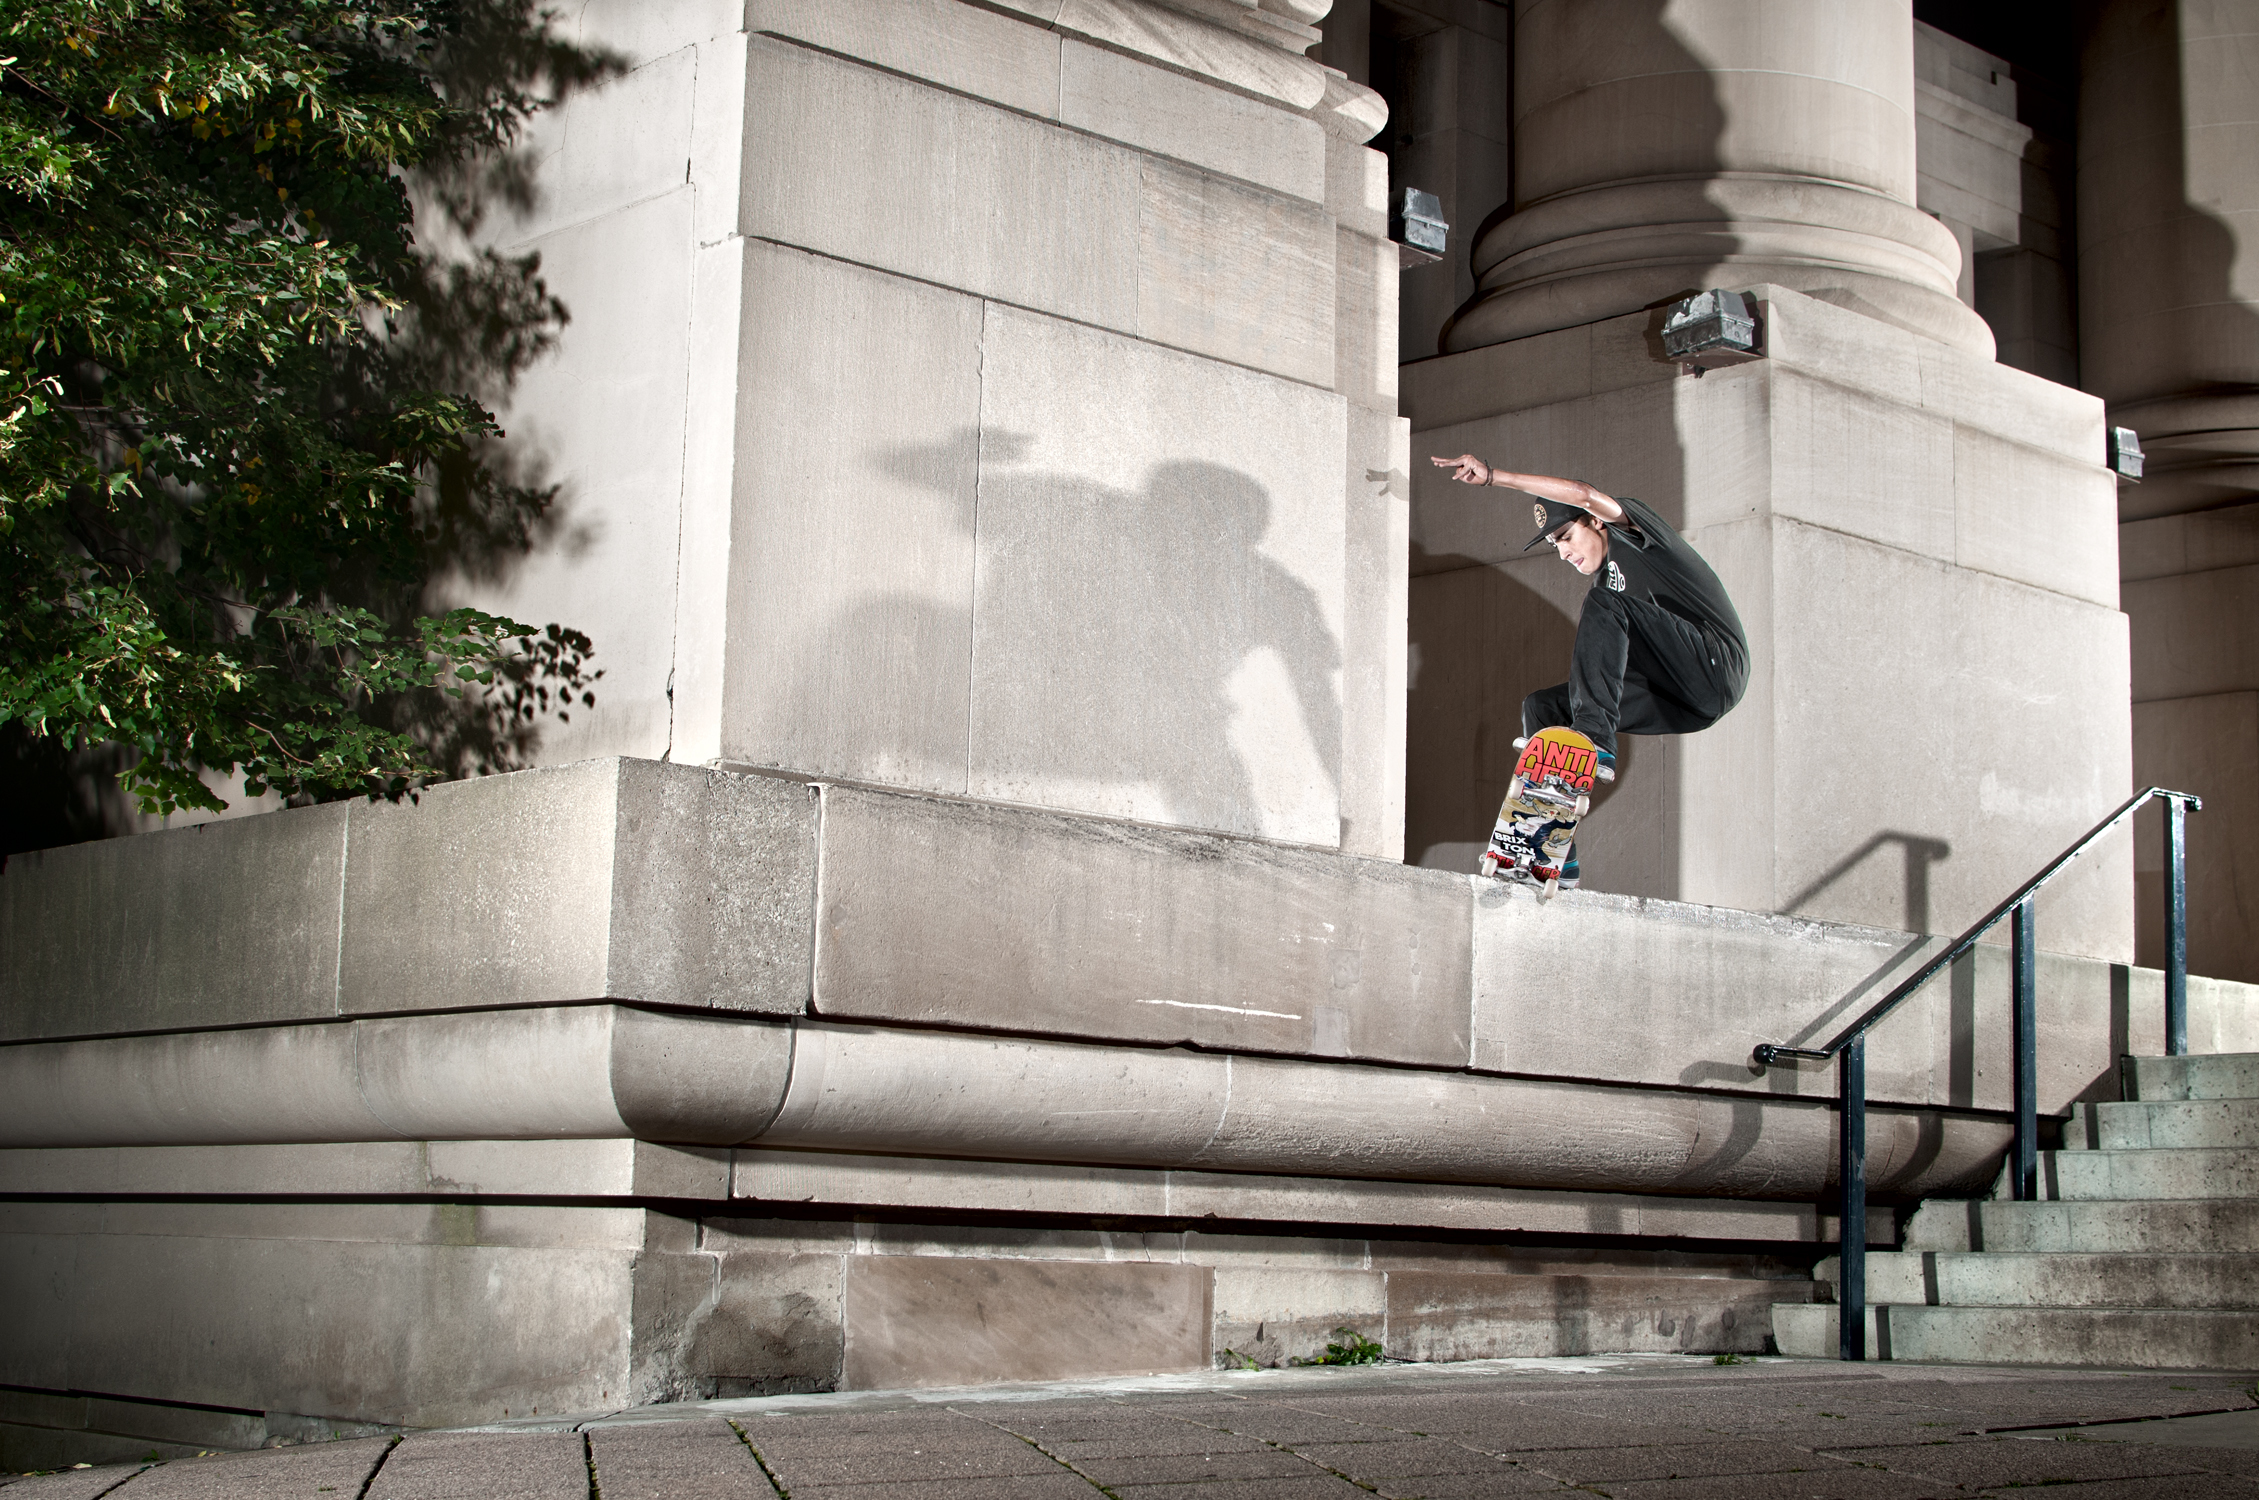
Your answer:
(1904, 1196), (2259, 1253)
(2125, 1053), (2259, 1102)
(1816, 1251), (2259, 1310)
(2040, 1146), (2259, 1200)
(1772, 1302), (2259, 1368)
(2063, 1096), (2259, 1150)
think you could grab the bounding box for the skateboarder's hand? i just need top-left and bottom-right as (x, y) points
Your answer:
(1432, 453), (1491, 486)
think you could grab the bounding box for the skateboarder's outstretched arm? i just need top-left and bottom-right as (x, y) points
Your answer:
(1429, 455), (1626, 525)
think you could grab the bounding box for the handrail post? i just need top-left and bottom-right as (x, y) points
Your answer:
(2010, 899), (2038, 1202)
(1838, 1036), (1866, 1361)
(2165, 795), (2189, 1057)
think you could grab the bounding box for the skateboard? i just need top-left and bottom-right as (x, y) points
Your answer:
(1478, 726), (1606, 899)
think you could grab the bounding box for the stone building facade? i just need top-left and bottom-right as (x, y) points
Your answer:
(3, 0), (2256, 1463)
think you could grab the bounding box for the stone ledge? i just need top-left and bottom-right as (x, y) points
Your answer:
(8, 757), (2253, 1123)
(0, 759), (817, 1039)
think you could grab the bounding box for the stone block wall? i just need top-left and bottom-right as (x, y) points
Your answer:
(6, 758), (2255, 1446)
(428, 0), (1411, 857)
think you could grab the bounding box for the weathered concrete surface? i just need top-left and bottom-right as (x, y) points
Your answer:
(1475, 883), (2259, 1113)
(2130, 1051), (2259, 1101)
(1910, 1197), (2259, 1254)
(1825, 1249), (2259, 1310)
(813, 786), (1466, 1064)
(2, 1205), (659, 1430)
(0, 1007), (793, 1148)
(0, 1140), (730, 1200)
(1776, 1303), (2259, 1369)
(1386, 1271), (1792, 1362)
(2069, 1096), (2259, 1149)
(0, 760), (817, 1040)
(840, 1256), (1213, 1390)
(0, 802), (349, 1040)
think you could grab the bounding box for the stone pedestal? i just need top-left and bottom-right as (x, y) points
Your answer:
(1405, 286), (2133, 957)
(1444, 0), (1991, 358)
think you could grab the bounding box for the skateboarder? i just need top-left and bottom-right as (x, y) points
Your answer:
(1429, 455), (1749, 883)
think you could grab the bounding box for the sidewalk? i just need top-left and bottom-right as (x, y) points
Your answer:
(7, 1355), (2258, 1498)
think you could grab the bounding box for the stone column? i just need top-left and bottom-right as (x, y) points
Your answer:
(1444, 0), (1992, 356)
(2081, 0), (2259, 519)
(1402, 3), (2133, 958)
(2086, 0), (2259, 982)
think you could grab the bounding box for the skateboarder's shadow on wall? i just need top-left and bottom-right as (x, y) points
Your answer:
(772, 431), (1341, 839)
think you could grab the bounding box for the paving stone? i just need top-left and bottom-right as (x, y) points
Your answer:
(740, 1412), (977, 1447)
(92, 1439), (394, 1498)
(1346, 1472), (1577, 1499)
(363, 1432), (588, 1499)
(756, 1430), (1063, 1486)
(989, 1410), (1278, 1457)
(1498, 1439), (1833, 1485)
(787, 1477), (1099, 1500)
(1069, 1447), (1323, 1484)
(1589, 1468), (1951, 1499)
(2165, 1442), (2259, 1475)
(1460, 1415), (1728, 1452)
(1109, 1479), (1373, 1499)
(1841, 1435), (2214, 1489)
(1163, 1404), (1414, 1447)
(587, 1420), (774, 1499)
(1969, 1478), (2259, 1500)
(0, 1468), (152, 1498)
(1287, 1438), (1517, 1476)
(1029, 1431), (1283, 1460)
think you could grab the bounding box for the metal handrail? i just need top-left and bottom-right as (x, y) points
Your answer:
(1753, 785), (2203, 1363)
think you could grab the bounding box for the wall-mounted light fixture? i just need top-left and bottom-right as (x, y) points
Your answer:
(1393, 187), (1447, 267)
(2108, 426), (2144, 482)
(1660, 289), (1762, 376)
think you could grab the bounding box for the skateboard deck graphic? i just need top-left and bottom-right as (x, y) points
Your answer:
(1479, 726), (1602, 899)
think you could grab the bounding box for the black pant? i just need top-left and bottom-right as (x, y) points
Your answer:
(1521, 589), (1746, 757)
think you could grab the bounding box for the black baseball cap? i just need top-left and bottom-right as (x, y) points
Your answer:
(1520, 498), (1595, 552)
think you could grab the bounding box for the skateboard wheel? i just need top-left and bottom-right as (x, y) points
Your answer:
(1512, 736), (1529, 750)
(1479, 852), (1499, 878)
(1574, 795), (1590, 819)
(1537, 876), (1558, 902)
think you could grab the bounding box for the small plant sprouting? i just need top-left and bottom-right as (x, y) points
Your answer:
(1217, 1348), (1261, 1371)
(1712, 1352), (1747, 1365)
(1295, 1327), (1385, 1367)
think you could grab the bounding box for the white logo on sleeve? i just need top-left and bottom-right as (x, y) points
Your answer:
(1606, 560), (1627, 592)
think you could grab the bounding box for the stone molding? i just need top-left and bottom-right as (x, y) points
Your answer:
(0, 1007), (792, 1149)
(0, 1005), (2006, 1202)
(1447, 173), (1990, 354)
